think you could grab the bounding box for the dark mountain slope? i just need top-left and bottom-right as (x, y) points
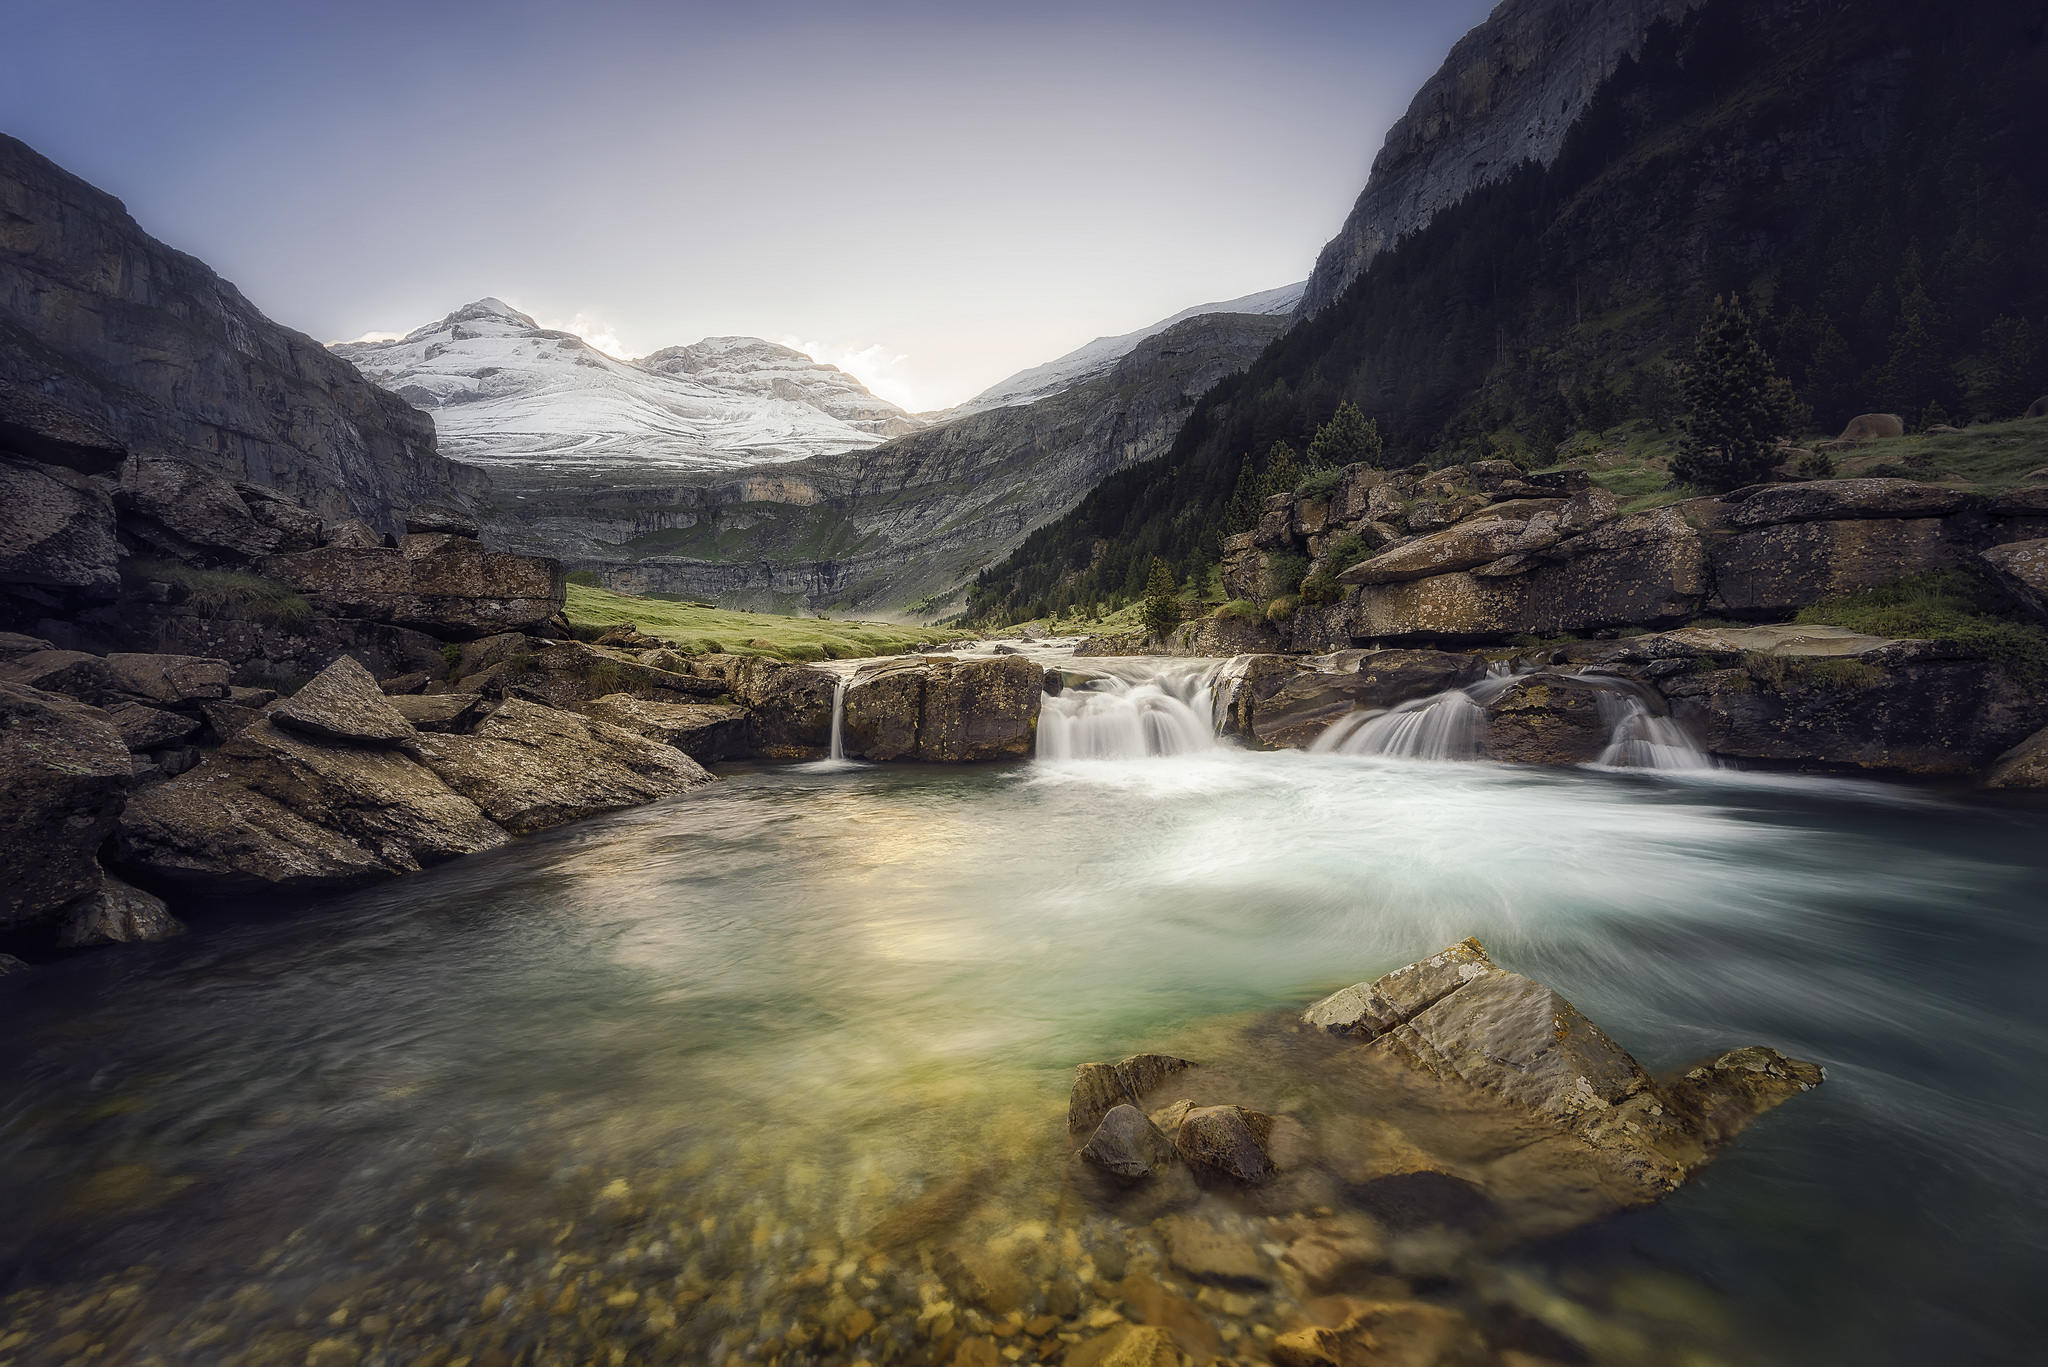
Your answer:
(968, 0), (2048, 621)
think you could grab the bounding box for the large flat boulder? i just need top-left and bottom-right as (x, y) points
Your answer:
(575, 694), (748, 762)
(262, 539), (564, 640)
(0, 456), (120, 596)
(414, 699), (711, 836)
(0, 682), (133, 931)
(115, 718), (511, 892)
(1710, 517), (1965, 618)
(1728, 478), (1966, 526)
(916, 655), (1042, 761)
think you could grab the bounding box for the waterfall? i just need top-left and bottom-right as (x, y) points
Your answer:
(1037, 662), (1224, 761)
(827, 675), (850, 762)
(1590, 678), (1715, 772)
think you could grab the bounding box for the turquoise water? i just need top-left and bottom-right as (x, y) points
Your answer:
(2, 752), (2045, 1363)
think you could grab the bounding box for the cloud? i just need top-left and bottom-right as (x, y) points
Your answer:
(782, 336), (922, 411)
(544, 312), (629, 359)
(335, 329), (403, 345)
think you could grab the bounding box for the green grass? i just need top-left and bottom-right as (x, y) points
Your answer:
(565, 583), (968, 661)
(1795, 571), (2048, 686)
(131, 558), (312, 632)
(1832, 418), (2048, 488)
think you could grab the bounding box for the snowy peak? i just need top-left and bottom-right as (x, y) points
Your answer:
(949, 280), (1306, 416)
(331, 302), (923, 477)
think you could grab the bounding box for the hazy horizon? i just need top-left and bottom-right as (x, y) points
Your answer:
(4, 0), (1497, 410)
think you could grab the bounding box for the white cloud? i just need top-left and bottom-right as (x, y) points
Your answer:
(545, 311), (629, 359)
(782, 336), (923, 411)
(335, 329), (402, 345)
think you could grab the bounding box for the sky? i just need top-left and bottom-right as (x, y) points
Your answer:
(3, 0), (1497, 412)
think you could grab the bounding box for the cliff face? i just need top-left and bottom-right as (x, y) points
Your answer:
(0, 135), (461, 532)
(482, 310), (1290, 614)
(1299, 0), (1700, 316)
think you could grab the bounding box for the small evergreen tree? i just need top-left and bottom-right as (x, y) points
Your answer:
(1262, 440), (1305, 498)
(1305, 401), (1385, 469)
(1223, 454), (1261, 533)
(1882, 249), (1954, 416)
(1141, 557), (1181, 641)
(1673, 295), (1795, 492)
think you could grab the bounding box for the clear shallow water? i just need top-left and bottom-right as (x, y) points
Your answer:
(3, 748), (2047, 1363)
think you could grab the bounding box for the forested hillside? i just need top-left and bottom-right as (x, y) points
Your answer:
(968, 0), (2048, 622)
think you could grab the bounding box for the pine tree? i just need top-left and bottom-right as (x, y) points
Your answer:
(1141, 557), (1181, 641)
(1262, 440), (1304, 498)
(1673, 295), (1795, 492)
(1223, 454), (1261, 532)
(1305, 401), (1385, 469)
(1882, 249), (1953, 416)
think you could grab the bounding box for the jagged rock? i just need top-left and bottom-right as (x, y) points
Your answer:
(0, 378), (127, 474)
(1481, 673), (1612, 765)
(105, 700), (201, 751)
(404, 502), (479, 538)
(0, 456), (121, 596)
(114, 718), (510, 892)
(1080, 1105), (1178, 1183)
(199, 698), (265, 742)
(262, 539), (564, 640)
(1981, 539), (2048, 623)
(270, 655), (417, 747)
(1303, 937), (1495, 1038)
(54, 872), (183, 948)
(117, 457), (286, 564)
(389, 692), (489, 734)
(1984, 726), (2048, 789)
(1839, 413), (1907, 441)
(413, 699), (711, 836)
(0, 682), (133, 931)
(1069, 1054), (1196, 1133)
(1173, 1105), (1277, 1185)
(1242, 649), (1488, 749)
(324, 518), (390, 550)
(915, 656), (1042, 761)
(1268, 1301), (1491, 1367)
(1729, 478), (1968, 526)
(576, 694), (749, 761)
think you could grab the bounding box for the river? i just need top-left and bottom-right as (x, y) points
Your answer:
(2, 655), (2045, 1364)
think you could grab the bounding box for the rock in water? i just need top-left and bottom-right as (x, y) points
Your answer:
(1080, 1105), (1177, 1183)
(413, 700), (711, 836)
(1069, 1054), (1196, 1133)
(270, 656), (417, 747)
(1268, 1300), (1491, 1367)
(1302, 936), (1495, 1038)
(1173, 1105), (1277, 1185)
(0, 682), (133, 933)
(55, 874), (183, 948)
(1986, 725), (2048, 790)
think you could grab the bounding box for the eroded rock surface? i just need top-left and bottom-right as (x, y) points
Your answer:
(0, 681), (134, 931)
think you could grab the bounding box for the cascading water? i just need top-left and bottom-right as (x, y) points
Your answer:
(1036, 661), (1226, 760)
(1590, 676), (1715, 771)
(827, 675), (849, 762)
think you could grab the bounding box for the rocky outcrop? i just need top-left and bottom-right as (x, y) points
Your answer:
(839, 655), (1044, 762)
(1299, 0), (1703, 315)
(262, 535), (563, 640)
(0, 681), (133, 933)
(0, 455), (120, 596)
(575, 695), (749, 762)
(0, 133), (463, 530)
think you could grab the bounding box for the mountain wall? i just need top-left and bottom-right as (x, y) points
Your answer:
(1298, 0), (1700, 317)
(0, 134), (461, 531)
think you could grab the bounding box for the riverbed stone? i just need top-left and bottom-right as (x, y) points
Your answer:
(414, 699), (711, 836)
(1173, 1105), (1276, 1185)
(270, 655), (417, 747)
(1156, 1214), (1270, 1284)
(1268, 1300), (1491, 1367)
(1481, 674), (1612, 766)
(1080, 1105), (1178, 1183)
(54, 871), (184, 947)
(1069, 1054), (1196, 1133)
(0, 682), (134, 931)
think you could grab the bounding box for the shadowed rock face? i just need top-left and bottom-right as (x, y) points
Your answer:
(0, 134), (464, 531)
(0, 681), (133, 932)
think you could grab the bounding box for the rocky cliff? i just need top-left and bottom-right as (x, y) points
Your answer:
(482, 309), (1292, 615)
(1298, 0), (1700, 316)
(0, 134), (463, 532)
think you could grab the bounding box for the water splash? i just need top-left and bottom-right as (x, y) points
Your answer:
(1591, 677), (1715, 772)
(1038, 662), (1224, 760)
(827, 675), (849, 762)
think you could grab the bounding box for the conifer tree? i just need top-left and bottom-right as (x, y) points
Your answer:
(1305, 401), (1386, 469)
(1262, 440), (1304, 498)
(1224, 454), (1261, 533)
(1674, 295), (1795, 492)
(1141, 557), (1181, 641)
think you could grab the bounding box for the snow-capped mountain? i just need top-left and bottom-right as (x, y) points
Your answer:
(330, 299), (921, 477)
(945, 280), (1306, 416)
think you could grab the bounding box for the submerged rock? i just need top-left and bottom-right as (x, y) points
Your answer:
(1069, 1054), (1196, 1133)
(1173, 1105), (1277, 1186)
(1080, 1105), (1177, 1183)
(1269, 1300), (1491, 1367)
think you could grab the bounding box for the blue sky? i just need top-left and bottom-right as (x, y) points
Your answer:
(5, 0), (1496, 409)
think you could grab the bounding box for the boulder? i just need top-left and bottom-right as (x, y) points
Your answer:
(1243, 650), (1488, 750)
(413, 699), (711, 836)
(54, 871), (183, 948)
(1268, 1301), (1491, 1367)
(1987, 726), (2048, 789)
(0, 456), (121, 596)
(575, 694), (748, 761)
(1980, 539), (2048, 623)
(916, 655), (1042, 761)
(101, 653), (231, 706)
(270, 655), (417, 747)
(1727, 478), (1968, 526)
(235, 484), (324, 552)
(262, 539), (564, 640)
(1481, 674), (1613, 766)
(1337, 515), (1557, 586)
(115, 718), (512, 892)
(1080, 1104), (1178, 1183)
(730, 658), (838, 759)
(117, 457), (282, 564)
(1155, 1214), (1269, 1285)
(388, 691), (488, 734)
(1173, 1105), (1277, 1185)
(105, 700), (201, 751)
(467, 639), (728, 710)
(0, 378), (127, 474)
(0, 682), (134, 931)
(843, 662), (925, 760)
(1302, 937), (1495, 1038)
(1710, 517), (1964, 618)
(1838, 413), (1906, 441)
(404, 502), (479, 538)
(2025, 397), (2047, 421)
(323, 518), (389, 550)
(1069, 1054), (1197, 1133)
